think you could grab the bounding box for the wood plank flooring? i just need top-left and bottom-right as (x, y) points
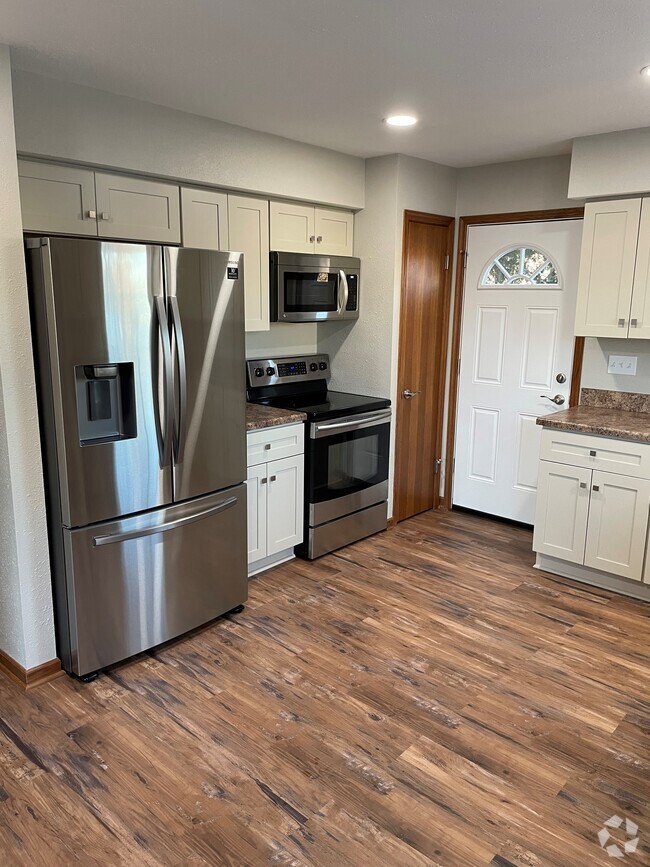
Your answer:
(0, 508), (648, 865)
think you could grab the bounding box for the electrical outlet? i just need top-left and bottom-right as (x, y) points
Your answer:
(608, 355), (637, 376)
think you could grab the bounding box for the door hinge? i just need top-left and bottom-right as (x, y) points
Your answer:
(461, 250), (468, 269)
(444, 254), (450, 271)
(434, 458), (442, 474)
(457, 357), (461, 377)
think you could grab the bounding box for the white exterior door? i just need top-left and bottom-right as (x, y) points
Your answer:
(454, 219), (583, 523)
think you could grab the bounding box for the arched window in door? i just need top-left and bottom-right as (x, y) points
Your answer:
(480, 246), (561, 287)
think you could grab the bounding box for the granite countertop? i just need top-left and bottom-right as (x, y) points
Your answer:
(246, 403), (306, 431)
(537, 405), (650, 444)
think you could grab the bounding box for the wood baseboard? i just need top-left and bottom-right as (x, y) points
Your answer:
(387, 517), (397, 529)
(0, 648), (64, 689)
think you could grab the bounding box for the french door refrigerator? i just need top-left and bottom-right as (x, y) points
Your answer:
(27, 237), (247, 677)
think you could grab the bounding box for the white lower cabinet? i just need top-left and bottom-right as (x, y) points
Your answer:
(246, 424), (304, 574)
(584, 471), (650, 581)
(534, 432), (650, 586)
(533, 462), (591, 564)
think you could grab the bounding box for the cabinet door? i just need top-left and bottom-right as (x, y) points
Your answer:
(18, 160), (98, 236)
(270, 201), (315, 253)
(95, 172), (181, 243)
(181, 187), (228, 250)
(584, 471), (650, 581)
(228, 195), (270, 332)
(574, 198), (641, 338)
(630, 198), (650, 339)
(533, 461), (591, 564)
(246, 463), (268, 564)
(266, 455), (304, 556)
(315, 207), (354, 256)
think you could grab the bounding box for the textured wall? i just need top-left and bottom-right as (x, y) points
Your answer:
(245, 324), (318, 360)
(569, 128), (650, 199)
(0, 47), (56, 669)
(12, 70), (365, 210)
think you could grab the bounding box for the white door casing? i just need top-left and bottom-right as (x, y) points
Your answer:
(454, 220), (583, 523)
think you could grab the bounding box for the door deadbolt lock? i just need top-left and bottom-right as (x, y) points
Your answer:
(556, 373), (567, 384)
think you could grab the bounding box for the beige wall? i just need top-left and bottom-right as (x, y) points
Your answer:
(569, 127), (650, 200)
(12, 70), (365, 210)
(0, 47), (56, 669)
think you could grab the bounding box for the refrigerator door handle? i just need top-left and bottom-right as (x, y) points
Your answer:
(169, 295), (188, 464)
(92, 495), (238, 547)
(153, 295), (174, 468)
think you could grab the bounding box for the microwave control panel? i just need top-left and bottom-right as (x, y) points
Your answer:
(345, 274), (359, 311)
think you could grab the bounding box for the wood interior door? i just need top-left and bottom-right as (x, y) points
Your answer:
(394, 211), (454, 521)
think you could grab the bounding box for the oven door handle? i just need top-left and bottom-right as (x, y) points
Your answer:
(337, 270), (349, 315)
(311, 409), (391, 438)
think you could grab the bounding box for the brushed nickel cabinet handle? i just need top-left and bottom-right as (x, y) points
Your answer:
(86, 209), (97, 219)
(631, 318), (638, 327)
(316, 235), (323, 243)
(593, 485), (600, 492)
(589, 450), (597, 457)
(618, 318), (626, 327)
(579, 482), (587, 489)
(309, 235), (315, 243)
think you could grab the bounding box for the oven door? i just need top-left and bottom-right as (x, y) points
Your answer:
(277, 265), (346, 322)
(308, 409), (391, 525)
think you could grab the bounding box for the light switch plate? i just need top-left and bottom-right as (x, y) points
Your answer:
(608, 354), (637, 376)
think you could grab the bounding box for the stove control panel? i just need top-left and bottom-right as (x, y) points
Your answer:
(247, 354), (330, 388)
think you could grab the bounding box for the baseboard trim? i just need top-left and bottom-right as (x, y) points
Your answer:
(534, 553), (650, 602)
(0, 649), (64, 690)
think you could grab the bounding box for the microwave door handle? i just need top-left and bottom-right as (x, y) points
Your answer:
(338, 270), (349, 315)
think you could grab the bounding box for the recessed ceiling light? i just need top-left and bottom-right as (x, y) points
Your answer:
(384, 114), (418, 127)
(641, 66), (650, 77)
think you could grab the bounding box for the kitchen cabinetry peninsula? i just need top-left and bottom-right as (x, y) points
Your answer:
(533, 390), (650, 600)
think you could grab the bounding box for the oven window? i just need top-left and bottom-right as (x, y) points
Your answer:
(284, 272), (338, 313)
(309, 423), (390, 504)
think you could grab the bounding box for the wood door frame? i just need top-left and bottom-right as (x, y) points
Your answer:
(394, 210), (455, 519)
(443, 206), (585, 510)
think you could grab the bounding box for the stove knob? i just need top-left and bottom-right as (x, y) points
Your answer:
(266, 366), (275, 376)
(309, 362), (318, 372)
(254, 367), (264, 377)
(319, 361), (328, 371)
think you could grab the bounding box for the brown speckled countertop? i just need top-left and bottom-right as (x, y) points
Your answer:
(537, 406), (650, 444)
(246, 403), (306, 431)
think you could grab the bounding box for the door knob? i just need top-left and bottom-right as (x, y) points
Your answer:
(540, 394), (566, 405)
(402, 389), (420, 399)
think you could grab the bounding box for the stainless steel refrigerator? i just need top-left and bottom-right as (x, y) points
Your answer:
(27, 237), (247, 677)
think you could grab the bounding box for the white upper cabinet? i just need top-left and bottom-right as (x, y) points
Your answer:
(270, 200), (354, 255)
(228, 195), (270, 332)
(181, 187), (228, 250)
(94, 172), (181, 243)
(574, 198), (642, 338)
(18, 160), (98, 236)
(314, 207), (354, 256)
(630, 199), (650, 339)
(270, 201), (315, 253)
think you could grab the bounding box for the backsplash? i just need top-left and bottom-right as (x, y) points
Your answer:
(580, 388), (650, 413)
(581, 338), (650, 395)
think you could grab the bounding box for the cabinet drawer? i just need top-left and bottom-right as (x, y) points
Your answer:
(247, 423), (304, 466)
(540, 429), (650, 480)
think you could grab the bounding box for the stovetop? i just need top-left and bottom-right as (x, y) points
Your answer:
(246, 354), (390, 422)
(252, 390), (390, 422)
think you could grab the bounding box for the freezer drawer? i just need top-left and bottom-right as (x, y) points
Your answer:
(62, 485), (247, 675)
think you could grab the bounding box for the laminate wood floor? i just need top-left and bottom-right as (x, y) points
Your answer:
(0, 509), (648, 866)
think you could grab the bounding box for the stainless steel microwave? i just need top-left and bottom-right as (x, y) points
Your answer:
(270, 252), (360, 322)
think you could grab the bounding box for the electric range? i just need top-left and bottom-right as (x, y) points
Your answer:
(246, 354), (391, 558)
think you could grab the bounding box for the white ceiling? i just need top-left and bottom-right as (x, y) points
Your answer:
(2, 0), (649, 167)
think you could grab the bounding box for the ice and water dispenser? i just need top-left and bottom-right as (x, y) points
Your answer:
(75, 363), (136, 445)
